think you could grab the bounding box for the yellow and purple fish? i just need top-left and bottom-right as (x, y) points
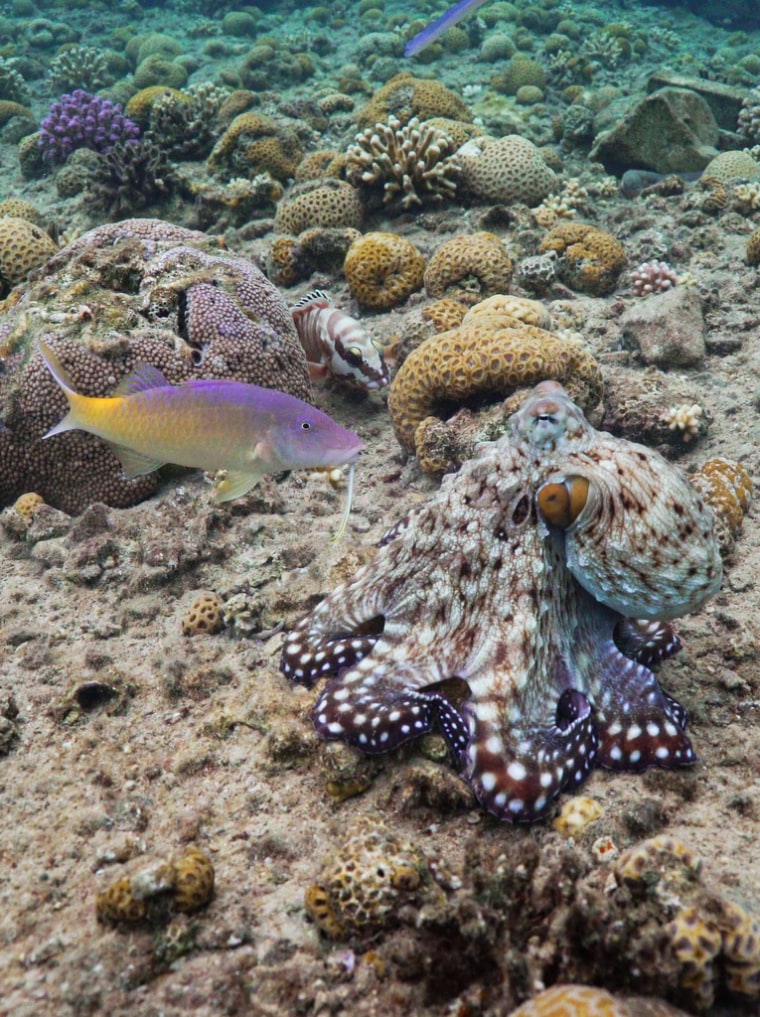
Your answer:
(39, 339), (364, 503)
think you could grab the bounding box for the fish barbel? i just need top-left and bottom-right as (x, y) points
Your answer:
(39, 339), (364, 503)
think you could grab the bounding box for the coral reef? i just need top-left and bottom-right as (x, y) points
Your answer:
(346, 116), (460, 210)
(0, 219), (311, 512)
(540, 223), (627, 296)
(738, 85), (760, 143)
(343, 231), (426, 310)
(423, 232), (514, 302)
(457, 134), (558, 206)
(38, 90), (140, 165)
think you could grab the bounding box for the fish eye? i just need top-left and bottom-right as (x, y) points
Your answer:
(300, 419), (312, 430)
(344, 347), (364, 367)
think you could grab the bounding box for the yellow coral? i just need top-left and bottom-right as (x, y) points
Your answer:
(507, 985), (631, 1017)
(614, 834), (700, 886)
(12, 491), (45, 523)
(424, 232), (514, 302)
(666, 906), (723, 1009)
(747, 227), (760, 266)
(294, 148), (346, 181)
(0, 99), (33, 126)
(0, 217), (57, 294)
(357, 72), (473, 129)
(0, 198), (43, 226)
(540, 222), (626, 296)
(463, 292), (552, 329)
(553, 796), (604, 839)
(701, 149), (760, 184)
(689, 457), (752, 554)
(273, 178), (363, 235)
(422, 298), (469, 332)
(387, 319), (603, 452)
(209, 112), (302, 181)
(344, 231), (425, 310)
(457, 134), (558, 206)
(125, 85), (188, 127)
(182, 591), (225, 636)
(172, 847), (215, 913)
(266, 235), (304, 287)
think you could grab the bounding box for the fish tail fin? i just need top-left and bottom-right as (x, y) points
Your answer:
(38, 339), (86, 438)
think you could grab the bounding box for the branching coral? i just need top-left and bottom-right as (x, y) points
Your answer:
(147, 82), (229, 160)
(630, 259), (679, 296)
(85, 138), (178, 217)
(39, 90), (140, 165)
(49, 46), (113, 92)
(738, 86), (760, 144)
(346, 115), (460, 210)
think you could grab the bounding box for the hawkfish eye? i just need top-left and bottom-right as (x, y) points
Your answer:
(344, 347), (364, 367)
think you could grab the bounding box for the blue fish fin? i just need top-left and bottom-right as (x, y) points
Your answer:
(110, 443), (165, 478)
(113, 363), (170, 397)
(214, 469), (264, 503)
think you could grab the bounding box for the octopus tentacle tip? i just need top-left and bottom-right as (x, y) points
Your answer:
(281, 381), (721, 822)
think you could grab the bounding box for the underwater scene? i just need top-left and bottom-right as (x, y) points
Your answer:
(1, 0), (760, 1013)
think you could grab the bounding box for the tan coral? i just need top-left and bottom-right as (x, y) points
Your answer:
(457, 134), (558, 206)
(0, 217), (57, 294)
(182, 592), (225, 636)
(463, 292), (552, 329)
(356, 72), (473, 130)
(125, 85), (188, 127)
(424, 232), (514, 302)
(553, 796), (604, 839)
(507, 985), (630, 1017)
(294, 148), (346, 182)
(689, 457), (752, 555)
(422, 298), (469, 332)
(387, 318), (603, 452)
(305, 817), (428, 938)
(666, 906), (723, 1009)
(747, 227), (760, 266)
(273, 178), (363, 235)
(540, 222), (626, 296)
(208, 112), (302, 181)
(0, 198), (43, 226)
(172, 847), (215, 913)
(701, 149), (760, 184)
(12, 491), (45, 524)
(344, 231), (425, 310)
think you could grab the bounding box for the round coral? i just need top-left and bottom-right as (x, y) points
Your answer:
(507, 985), (630, 1017)
(274, 179), (363, 235)
(356, 72), (473, 129)
(387, 317), (603, 454)
(208, 112), (302, 182)
(701, 149), (760, 183)
(540, 222), (626, 296)
(344, 231), (425, 310)
(182, 592), (225, 636)
(424, 232), (514, 302)
(457, 134), (558, 206)
(0, 217), (57, 295)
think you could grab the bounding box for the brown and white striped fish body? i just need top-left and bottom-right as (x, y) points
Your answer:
(290, 290), (389, 390)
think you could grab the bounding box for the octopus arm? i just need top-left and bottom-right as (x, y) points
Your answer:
(613, 618), (681, 667)
(592, 639), (695, 770)
(463, 688), (599, 822)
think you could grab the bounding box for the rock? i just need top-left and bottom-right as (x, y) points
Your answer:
(646, 71), (745, 131)
(590, 87), (719, 175)
(619, 287), (705, 366)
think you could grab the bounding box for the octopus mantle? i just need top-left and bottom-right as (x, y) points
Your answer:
(281, 382), (722, 821)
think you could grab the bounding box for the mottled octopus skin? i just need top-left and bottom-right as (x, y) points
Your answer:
(281, 382), (722, 822)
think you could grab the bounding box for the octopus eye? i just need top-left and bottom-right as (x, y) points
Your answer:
(537, 476), (589, 528)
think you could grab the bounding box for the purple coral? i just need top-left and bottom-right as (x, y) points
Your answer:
(38, 90), (140, 165)
(630, 259), (679, 296)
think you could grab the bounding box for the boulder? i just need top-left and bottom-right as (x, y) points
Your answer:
(590, 87), (719, 175)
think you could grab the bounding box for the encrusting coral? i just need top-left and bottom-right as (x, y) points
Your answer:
(346, 115), (460, 210)
(0, 219), (311, 512)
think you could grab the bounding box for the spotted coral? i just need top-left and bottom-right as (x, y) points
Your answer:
(305, 817), (429, 938)
(701, 149), (760, 183)
(208, 111), (302, 182)
(182, 592), (225, 636)
(423, 232), (514, 302)
(507, 985), (630, 1017)
(540, 222), (627, 296)
(0, 217), (57, 296)
(344, 231), (425, 310)
(96, 847), (214, 927)
(457, 134), (558, 206)
(273, 178), (363, 235)
(689, 457), (753, 555)
(0, 219), (311, 512)
(346, 115), (461, 210)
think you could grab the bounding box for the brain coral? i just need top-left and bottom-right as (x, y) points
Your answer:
(387, 313), (603, 455)
(356, 72), (473, 129)
(344, 231), (426, 310)
(0, 219), (312, 513)
(457, 134), (558, 206)
(208, 112), (303, 182)
(0, 217), (57, 296)
(273, 178), (363, 235)
(540, 222), (627, 296)
(424, 231), (514, 302)
(701, 149), (760, 183)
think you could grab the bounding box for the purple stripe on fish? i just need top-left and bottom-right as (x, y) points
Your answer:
(404, 0), (488, 57)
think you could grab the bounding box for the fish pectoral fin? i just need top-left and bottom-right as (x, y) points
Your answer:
(214, 469), (264, 503)
(308, 361), (329, 381)
(110, 443), (165, 478)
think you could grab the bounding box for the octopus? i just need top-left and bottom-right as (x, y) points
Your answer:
(281, 381), (722, 821)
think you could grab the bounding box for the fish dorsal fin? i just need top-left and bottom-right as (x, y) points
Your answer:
(292, 288), (332, 310)
(109, 443), (165, 478)
(113, 363), (170, 397)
